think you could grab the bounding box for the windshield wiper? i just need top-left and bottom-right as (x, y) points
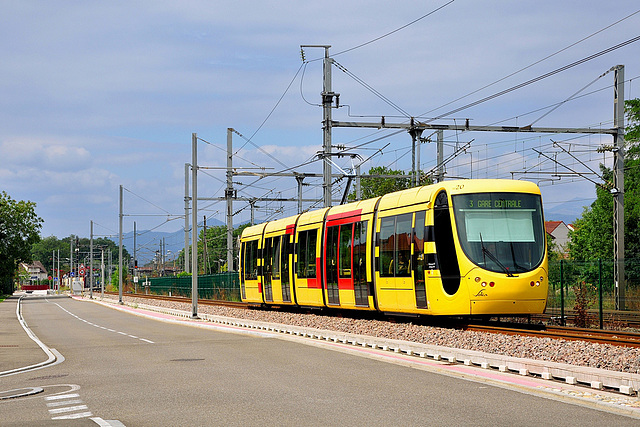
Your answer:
(479, 233), (514, 277)
(509, 241), (527, 273)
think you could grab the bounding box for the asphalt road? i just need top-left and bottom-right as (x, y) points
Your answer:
(1, 294), (638, 426)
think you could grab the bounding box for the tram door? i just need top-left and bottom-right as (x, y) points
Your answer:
(413, 211), (427, 308)
(326, 221), (369, 307)
(353, 221), (369, 306)
(325, 226), (340, 305)
(281, 234), (292, 303)
(263, 237), (276, 302)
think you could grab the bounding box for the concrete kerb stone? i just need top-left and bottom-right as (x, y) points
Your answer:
(82, 296), (640, 396)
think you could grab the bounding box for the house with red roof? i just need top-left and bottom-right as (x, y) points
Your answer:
(545, 220), (574, 255)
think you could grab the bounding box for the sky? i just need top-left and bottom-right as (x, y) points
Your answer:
(2, 1), (640, 252)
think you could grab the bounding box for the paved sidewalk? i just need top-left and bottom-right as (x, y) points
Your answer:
(0, 294), (49, 374)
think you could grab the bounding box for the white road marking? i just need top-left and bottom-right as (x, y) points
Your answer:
(47, 398), (83, 407)
(91, 417), (127, 426)
(52, 411), (94, 420)
(48, 404), (89, 414)
(45, 393), (80, 400)
(45, 386), (94, 421)
(54, 303), (154, 344)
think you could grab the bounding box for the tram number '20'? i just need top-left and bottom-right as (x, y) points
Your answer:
(468, 199), (522, 208)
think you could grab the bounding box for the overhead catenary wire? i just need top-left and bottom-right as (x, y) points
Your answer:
(214, 12), (639, 226)
(420, 8), (640, 119)
(421, 35), (640, 122)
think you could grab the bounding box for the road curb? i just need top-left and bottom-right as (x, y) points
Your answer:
(74, 295), (640, 396)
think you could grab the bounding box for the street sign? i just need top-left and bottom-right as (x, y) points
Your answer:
(79, 264), (86, 277)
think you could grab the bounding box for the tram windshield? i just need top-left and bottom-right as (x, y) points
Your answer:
(452, 193), (545, 275)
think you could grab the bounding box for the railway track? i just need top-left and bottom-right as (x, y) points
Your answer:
(465, 324), (640, 348)
(101, 292), (640, 347)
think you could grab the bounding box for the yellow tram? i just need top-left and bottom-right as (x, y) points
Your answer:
(240, 179), (548, 316)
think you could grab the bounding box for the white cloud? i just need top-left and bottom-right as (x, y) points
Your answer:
(1, 1), (638, 237)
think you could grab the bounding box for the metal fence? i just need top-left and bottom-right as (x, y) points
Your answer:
(147, 272), (241, 301)
(143, 260), (640, 328)
(547, 258), (640, 327)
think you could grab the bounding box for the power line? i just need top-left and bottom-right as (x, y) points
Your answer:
(425, 36), (640, 121)
(332, 1), (456, 57)
(420, 8), (640, 118)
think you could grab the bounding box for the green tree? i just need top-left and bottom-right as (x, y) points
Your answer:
(176, 223), (250, 274)
(30, 235), (125, 279)
(111, 265), (129, 291)
(348, 166), (411, 201)
(568, 99), (640, 269)
(0, 191), (44, 293)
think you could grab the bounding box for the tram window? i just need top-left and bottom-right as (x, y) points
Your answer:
(353, 220), (369, 306)
(282, 235), (291, 284)
(339, 223), (353, 278)
(297, 229), (318, 278)
(396, 214), (412, 277)
(353, 221), (367, 281)
(271, 236), (281, 280)
(264, 238), (273, 277)
(243, 240), (259, 280)
(326, 225), (340, 304)
(413, 211), (425, 274)
(413, 211), (427, 308)
(379, 214), (412, 278)
(379, 217), (395, 277)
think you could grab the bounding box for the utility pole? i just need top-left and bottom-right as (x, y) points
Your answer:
(118, 184), (123, 305)
(100, 247), (104, 299)
(203, 216), (208, 275)
(133, 221), (137, 281)
(57, 249), (60, 295)
(90, 220), (93, 299)
(184, 163), (190, 273)
(70, 236), (73, 291)
(301, 45), (337, 207)
(409, 120), (424, 186)
(226, 128), (234, 271)
(437, 130), (444, 182)
(355, 164), (362, 200)
(191, 133), (198, 318)
(295, 175), (305, 213)
(322, 46), (336, 206)
(613, 64), (625, 310)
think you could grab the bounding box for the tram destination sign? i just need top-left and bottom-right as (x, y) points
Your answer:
(467, 198), (523, 209)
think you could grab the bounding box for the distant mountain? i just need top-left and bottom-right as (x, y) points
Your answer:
(544, 198), (593, 225)
(109, 218), (225, 265)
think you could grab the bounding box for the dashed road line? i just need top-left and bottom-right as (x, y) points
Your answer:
(53, 303), (154, 344)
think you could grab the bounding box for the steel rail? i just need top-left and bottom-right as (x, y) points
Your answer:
(464, 324), (640, 348)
